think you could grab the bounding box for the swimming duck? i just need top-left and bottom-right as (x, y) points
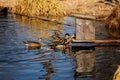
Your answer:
(49, 42), (68, 50)
(51, 31), (62, 43)
(23, 38), (42, 49)
(49, 33), (71, 50)
(52, 31), (60, 39)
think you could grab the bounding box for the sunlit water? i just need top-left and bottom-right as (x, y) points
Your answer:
(0, 14), (120, 80)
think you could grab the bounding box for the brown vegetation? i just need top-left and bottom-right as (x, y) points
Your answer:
(113, 66), (120, 80)
(0, 0), (17, 7)
(106, 4), (120, 29)
(0, 0), (117, 18)
(59, 0), (115, 18)
(11, 0), (65, 16)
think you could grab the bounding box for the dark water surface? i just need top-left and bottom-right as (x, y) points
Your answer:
(0, 14), (120, 80)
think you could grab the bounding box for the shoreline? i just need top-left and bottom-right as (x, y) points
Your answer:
(0, 0), (116, 19)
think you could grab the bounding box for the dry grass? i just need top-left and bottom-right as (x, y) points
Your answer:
(0, 0), (117, 17)
(75, 0), (114, 18)
(0, 0), (17, 7)
(106, 4), (120, 29)
(113, 66), (120, 80)
(11, 0), (65, 16)
(95, 2), (114, 18)
(59, 0), (115, 18)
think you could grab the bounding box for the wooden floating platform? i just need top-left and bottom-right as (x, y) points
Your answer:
(72, 40), (120, 43)
(95, 40), (120, 43)
(71, 40), (120, 47)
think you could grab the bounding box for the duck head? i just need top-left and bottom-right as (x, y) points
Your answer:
(65, 33), (70, 39)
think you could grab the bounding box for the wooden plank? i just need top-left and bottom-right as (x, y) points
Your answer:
(72, 39), (95, 42)
(71, 42), (120, 47)
(95, 40), (120, 43)
(71, 42), (95, 47)
(72, 39), (120, 43)
(71, 14), (96, 20)
(71, 39), (120, 47)
(76, 18), (95, 41)
(71, 40), (120, 47)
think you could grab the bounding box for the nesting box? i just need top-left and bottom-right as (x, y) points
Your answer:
(75, 14), (95, 42)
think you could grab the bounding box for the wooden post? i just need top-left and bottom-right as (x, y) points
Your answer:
(74, 15), (95, 42)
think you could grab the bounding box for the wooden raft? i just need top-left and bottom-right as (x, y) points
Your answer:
(72, 40), (120, 43)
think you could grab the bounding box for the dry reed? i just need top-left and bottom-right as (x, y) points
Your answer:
(106, 4), (120, 29)
(0, 0), (116, 18)
(11, 0), (65, 16)
(0, 0), (17, 7)
(113, 66), (120, 80)
(59, 0), (114, 18)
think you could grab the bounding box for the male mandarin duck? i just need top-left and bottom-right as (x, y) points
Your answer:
(49, 33), (71, 50)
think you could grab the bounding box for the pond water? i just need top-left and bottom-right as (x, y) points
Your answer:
(0, 14), (120, 80)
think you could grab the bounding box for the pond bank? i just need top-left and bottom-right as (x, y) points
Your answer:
(0, 0), (117, 19)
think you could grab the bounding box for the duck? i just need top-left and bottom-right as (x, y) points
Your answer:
(51, 31), (61, 42)
(48, 33), (71, 50)
(51, 31), (60, 39)
(23, 38), (42, 49)
(48, 42), (68, 50)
